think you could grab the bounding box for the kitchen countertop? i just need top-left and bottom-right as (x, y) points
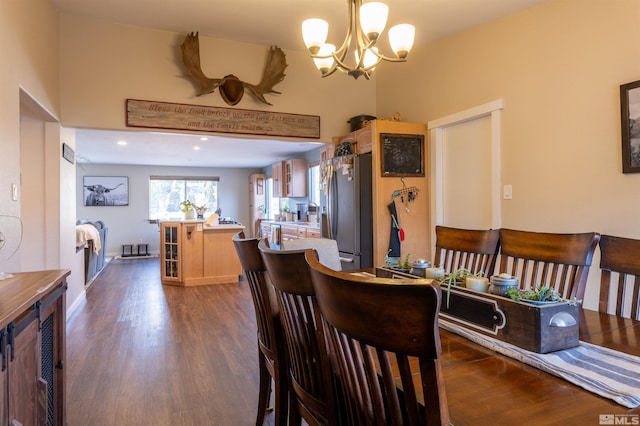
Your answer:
(261, 220), (320, 228)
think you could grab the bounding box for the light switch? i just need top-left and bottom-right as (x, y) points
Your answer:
(11, 183), (18, 201)
(503, 184), (512, 200)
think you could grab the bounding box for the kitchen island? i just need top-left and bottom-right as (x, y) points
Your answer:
(160, 220), (244, 286)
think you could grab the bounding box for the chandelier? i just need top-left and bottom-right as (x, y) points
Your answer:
(302, 0), (415, 80)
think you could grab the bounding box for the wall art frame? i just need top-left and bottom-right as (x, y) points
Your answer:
(83, 176), (129, 206)
(620, 79), (640, 174)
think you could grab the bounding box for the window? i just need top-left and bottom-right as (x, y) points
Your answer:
(308, 163), (321, 206)
(149, 176), (219, 220)
(266, 177), (280, 219)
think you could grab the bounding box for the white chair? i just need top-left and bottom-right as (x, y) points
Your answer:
(282, 238), (342, 271)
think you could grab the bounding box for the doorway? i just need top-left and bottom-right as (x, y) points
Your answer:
(428, 100), (504, 248)
(19, 89), (58, 270)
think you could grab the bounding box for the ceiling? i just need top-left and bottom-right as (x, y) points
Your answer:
(52, 0), (548, 168)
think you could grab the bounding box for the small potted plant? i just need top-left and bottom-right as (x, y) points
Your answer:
(257, 205), (266, 218)
(398, 253), (411, 272)
(507, 286), (581, 305)
(180, 200), (195, 219)
(282, 205), (293, 221)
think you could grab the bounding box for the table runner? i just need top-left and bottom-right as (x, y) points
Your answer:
(439, 319), (640, 408)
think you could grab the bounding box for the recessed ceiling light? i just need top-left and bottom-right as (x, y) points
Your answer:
(194, 146), (201, 151)
(116, 140), (128, 146)
(200, 137), (208, 141)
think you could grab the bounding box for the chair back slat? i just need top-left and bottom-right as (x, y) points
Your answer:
(307, 252), (450, 426)
(498, 229), (599, 300)
(598, 235), (640, 319)
(259, 240), (336, 425)
(434, 226), (500, 277)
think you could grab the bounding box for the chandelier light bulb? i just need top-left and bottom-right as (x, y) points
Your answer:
(359, 2), (389, 40)
(313, 43), (336, 74)
(388, 24), (415, 59)
(302, 18), (329, 54)
(355, 47), (380, 69)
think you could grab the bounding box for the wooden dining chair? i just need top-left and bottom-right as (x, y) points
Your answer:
(598, 234), (640, 319)
(232, 232), (288, 426)
(498, 228), (600, 300)
(258, 239), (338, 425)
(306, 252), (450, 426)
(433, 225), (500, 277)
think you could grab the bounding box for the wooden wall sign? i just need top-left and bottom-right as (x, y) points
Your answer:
(126, 99), (320, 139)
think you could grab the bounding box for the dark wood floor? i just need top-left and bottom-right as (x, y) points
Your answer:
(66, 257), (274, 425)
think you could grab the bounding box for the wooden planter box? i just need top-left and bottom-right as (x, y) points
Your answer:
(376, 267), (579, 353)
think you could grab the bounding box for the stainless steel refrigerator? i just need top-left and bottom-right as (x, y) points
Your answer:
(321, 153), (373, 271)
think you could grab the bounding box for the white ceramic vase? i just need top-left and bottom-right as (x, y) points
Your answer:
(184, 209), (196, 220)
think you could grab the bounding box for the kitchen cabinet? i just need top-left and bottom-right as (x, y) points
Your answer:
(271, 162), (283, 197)
(320, 143), (335, 162)
(281, 225), (299, 243)
(161, 222), (181, 283)
(284, 159), (308, 197)
(272, 159), (307, 198)
(271, 222), (320, 244)
(333, 125), (373, 154)
(0, 270), (69, 426)
(249, 174), (266, 238)
(160, 221), (244, 286)
(306, 228), (321, 238)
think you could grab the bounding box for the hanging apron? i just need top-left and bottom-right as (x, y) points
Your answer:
(387, 201), (403, 257)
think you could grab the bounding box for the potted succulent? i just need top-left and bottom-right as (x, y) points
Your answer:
(180, 200), (196, 219)
(507, 286), (581, 305)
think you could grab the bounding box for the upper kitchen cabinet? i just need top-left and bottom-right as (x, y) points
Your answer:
(333, 125), (373, 154)
(320, 142), (335, 163)
(273, 159), (307, 198)
(271, 161), (283, 197)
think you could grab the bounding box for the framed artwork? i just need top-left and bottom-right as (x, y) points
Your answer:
(379, 133), (425, 177)
(83, 176), (129, 206)
(620, 79), (640, 174)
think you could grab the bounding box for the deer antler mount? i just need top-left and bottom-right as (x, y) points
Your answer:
(180, 32), (287, 106)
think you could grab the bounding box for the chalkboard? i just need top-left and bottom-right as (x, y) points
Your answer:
(380, 133), (424, 177)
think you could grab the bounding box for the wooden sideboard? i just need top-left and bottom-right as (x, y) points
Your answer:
(0, 269), (69, 426)
(160, 221), (244, 286)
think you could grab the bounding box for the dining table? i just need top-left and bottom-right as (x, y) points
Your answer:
(431, 307), (640, 425)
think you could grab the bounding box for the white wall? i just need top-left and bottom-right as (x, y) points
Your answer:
(375, 0), (640, 310)
(58, 14), (377, 142)
(76, 163), (261, 256)
(0, 0), (61, 272)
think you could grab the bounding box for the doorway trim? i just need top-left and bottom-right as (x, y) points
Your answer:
(427, 99), (504, 233)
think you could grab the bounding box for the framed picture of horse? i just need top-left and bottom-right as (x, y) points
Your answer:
(83, 176), (129, 206)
